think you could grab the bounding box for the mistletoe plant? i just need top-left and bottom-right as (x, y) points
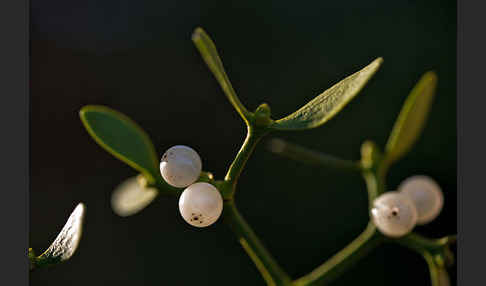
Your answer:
(30, 27), (456, 286)
(267, 70), (456, 286)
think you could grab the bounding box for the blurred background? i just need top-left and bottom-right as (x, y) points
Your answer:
(30, 0), (456, 285)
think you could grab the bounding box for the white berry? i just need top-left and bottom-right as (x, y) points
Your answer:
(178, 182), (223, 227)
(398, 175), (444, 225)
(160, 145), (202, 188)
(111, 176), (158, 217)
(371, 191), (418, 238)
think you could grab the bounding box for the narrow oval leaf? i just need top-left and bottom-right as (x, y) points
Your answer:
(80, 105), (160, 182)
(384, 72), (438, 165)
(111, 176), (158, 217)
(38, 203), (86, 265)
(271, 57), (383, 130)
(192, 27), (251, 122)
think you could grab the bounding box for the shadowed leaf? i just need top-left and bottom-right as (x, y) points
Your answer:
(80, 105), (160, 183)
(384, 72), (438, 165)
(192, 27), (251, 122)
(270, 57), (383, 130)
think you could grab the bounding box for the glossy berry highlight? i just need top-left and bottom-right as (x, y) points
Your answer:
(160, 145), (202, 188)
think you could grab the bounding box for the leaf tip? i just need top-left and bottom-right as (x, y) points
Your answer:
(368, 57), (384, 71)
(423, 70), (439, 84)
(191, 27), (205, 42)
(75, 202), (86, 216)
(79, 105), (106, 120)
(79, 105), (105, 130)
(79, 106), (90, 120)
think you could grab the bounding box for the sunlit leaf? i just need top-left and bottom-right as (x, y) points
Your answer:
(192, 27), (251, 122)
(270, 57), (383, 130)
(384, 72), (438, 165)
(111, 176), (158, 217)
(80, 105), (160, 183)
(37, 203), (86, 265)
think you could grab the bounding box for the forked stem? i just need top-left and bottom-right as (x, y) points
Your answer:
(224, 132), (455, 286)
(224, 125), (267, 195)
(221, 119), (292, 285)
(293, 158), (387, 286)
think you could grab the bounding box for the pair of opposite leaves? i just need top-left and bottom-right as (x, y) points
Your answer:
(79, 28), (435, 202)
(32, 28), (436, 268)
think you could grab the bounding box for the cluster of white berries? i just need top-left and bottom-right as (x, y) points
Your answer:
(371, 175), (444, 238)
(160, 145), (223, 227)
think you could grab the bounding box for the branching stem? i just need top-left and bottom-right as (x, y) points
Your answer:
(292, 156), (387, 286)
(224, 125), (267, 195)
(220, 132), (455, 286)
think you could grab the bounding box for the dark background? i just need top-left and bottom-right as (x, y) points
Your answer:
(30, 0), (456, 285)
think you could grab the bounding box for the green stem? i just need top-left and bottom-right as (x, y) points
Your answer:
(294, 222), (383, 286)
(423, 252), (442, 286)
(224, 126), (266, 192)
(397, 238), (451, 286)
(395, 233), (446, 254)
(394, 233), (456, 267)
(392, 232), (456, 286)
(224, 201), (292, 286)
(29, 248), (37, 271)
(268, 139), (361, 172)
(293, 151), (388, 286)
(362, 170), (386, 210)
(362, 172), (379, 210)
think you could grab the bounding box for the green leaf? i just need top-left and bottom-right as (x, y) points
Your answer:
(384, 72), (438, 165)
(270, 57), (383, 130)
(37, 203), (86, 267)
(192, 27), (251, 122)
(80, 105), (160, 183)
(111, 176), (158, 217)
